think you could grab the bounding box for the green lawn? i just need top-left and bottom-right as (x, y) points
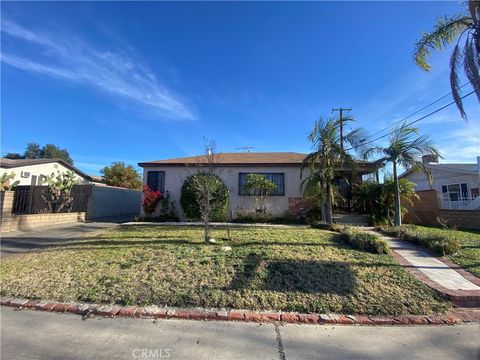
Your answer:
(0, 225), (450, 315)
(397, 225), (480, 277)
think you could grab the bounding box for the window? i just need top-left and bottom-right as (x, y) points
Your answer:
(441, 183), (469, 201)
(147, 171), (165, 192)
(471, 188), (479, 199)
(238, 173), (285, 196)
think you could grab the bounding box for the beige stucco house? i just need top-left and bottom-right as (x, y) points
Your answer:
(0, 158), (94, 186)
(138, 152), (378, 220)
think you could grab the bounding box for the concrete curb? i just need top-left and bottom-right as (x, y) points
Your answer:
(2, 297), (479, 326)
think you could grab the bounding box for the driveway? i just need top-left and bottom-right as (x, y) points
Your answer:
(0, 221), (120, 256)
(1, 307), (479, 360)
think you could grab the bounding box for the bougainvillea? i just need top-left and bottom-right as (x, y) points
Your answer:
(142, 185), (163, 217)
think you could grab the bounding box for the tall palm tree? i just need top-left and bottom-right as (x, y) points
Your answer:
(362, 122), (441, 226)
(413, 0), (480, 119)
(301, 117), (364, 224)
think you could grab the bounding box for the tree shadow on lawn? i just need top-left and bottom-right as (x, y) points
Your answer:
(228, 253), (357, 295)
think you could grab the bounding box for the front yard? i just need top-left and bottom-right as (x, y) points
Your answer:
(0, 225), (450, 315)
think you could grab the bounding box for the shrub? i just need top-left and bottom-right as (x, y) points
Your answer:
(379, 225), (460, 256)
(233, 213), (275, 224)
(137, 191), (177, 222)
(305, 205), (323, 224)
(353, 178), (418, 225)
(142, 185), (163, 217)
(233, 210), (306, 225)
(328, 226), (389, 254)
(180, 173), (229, 221)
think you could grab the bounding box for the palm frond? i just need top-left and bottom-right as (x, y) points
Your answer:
(464, 37), (480, 104)
(414, 15), (471, 71)
(450, 43), (467, 119)
(468, 0), (480, 28)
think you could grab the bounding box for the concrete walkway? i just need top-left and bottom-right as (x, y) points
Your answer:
(364, 228), (480, 291)
(0, 221), (120, 257)
(122, 221), (309, 228)
(1, 307), (479, 360)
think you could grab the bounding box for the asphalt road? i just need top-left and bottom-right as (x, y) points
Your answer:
(1, 307), (479, 360)
(0, 221), (120, 256)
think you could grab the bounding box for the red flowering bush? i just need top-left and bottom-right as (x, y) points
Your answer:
(142, 185), (163, 217)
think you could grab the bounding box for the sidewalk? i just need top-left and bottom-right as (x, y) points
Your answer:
(2, 307), (479, 360)
(363, 228), (480, 306)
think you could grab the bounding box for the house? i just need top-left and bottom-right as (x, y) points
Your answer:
(138, 152), (378, 219)
(400, 155), (480, 230)
(401, 155), (480, 210)
(0, 158), (95, 186)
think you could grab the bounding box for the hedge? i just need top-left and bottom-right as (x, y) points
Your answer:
(311, 223), (389, 254)
(340, 227), (390, 254)
(379, 225), (460, 256)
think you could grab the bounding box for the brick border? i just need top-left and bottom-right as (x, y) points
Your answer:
(1, 297), (479, 326)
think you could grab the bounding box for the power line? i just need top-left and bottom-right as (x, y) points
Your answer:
(346, 89), (476, 151)
(363, 82), (471, 141)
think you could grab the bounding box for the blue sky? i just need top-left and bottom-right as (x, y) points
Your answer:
(1, 1), (478, 175)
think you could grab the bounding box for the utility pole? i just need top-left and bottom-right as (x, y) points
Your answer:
(332, 107), (351, 149)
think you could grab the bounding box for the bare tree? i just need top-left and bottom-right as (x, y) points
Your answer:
(189, 140), (227, 244)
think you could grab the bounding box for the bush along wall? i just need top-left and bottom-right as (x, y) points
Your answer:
(180, 173), (229, 221)
(379, 225), (460, 256)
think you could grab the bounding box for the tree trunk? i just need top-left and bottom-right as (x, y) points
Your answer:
(393, 160), (402, 226)
(204, 218), (210, 243)
(320, 201), (326, 223)
(326, 182), (333, 224)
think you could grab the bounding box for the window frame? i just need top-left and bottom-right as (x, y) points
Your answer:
(238, 172), (285, 196)
(441, 182), (469, 201)
(147, 171), (166, 192)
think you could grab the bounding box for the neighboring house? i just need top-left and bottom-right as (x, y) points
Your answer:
(400, 155), (480, 211)
(0, 158), (94, 185)
(138, 152), (378, 219)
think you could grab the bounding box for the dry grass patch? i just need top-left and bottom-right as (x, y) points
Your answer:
(0, 225), (450, 315)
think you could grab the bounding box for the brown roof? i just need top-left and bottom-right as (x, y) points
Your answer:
(138, 152), (379, 172)
(139, 152), (307, 167)
(0, 158), (93, 181)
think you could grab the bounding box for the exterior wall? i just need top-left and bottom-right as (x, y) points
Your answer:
(438, 210), (480, 230)
(0, 163), (90, 186)
(404, 169), (478, 196)
(142, 165), (305, 219)
(86, 185), (142, 220)
(403, 190), (440, 226)
(403, 189), (480, 230)
(0, 191), (85, 232)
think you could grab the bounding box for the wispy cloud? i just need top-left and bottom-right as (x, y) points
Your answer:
(1, 20), (195, 120)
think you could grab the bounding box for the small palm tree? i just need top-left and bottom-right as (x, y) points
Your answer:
(362, 122), (441, 226)
(413, 0), (480, 119)
(301, 117), (364, 224)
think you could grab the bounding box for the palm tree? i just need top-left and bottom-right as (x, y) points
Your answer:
(301, 117), (364, 224)
(362, 122), (441, 226)
(413, 0), (480, 119)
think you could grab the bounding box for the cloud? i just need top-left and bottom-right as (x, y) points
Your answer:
(434, 121), (480, 163)
(1, 20), (195, 120)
